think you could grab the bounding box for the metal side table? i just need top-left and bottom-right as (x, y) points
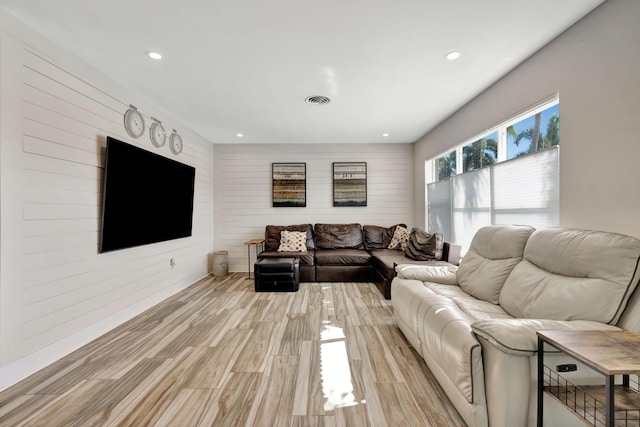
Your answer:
(243, 239), (264, 280)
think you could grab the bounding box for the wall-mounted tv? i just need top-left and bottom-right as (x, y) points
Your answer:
(100, 136), (196, 253)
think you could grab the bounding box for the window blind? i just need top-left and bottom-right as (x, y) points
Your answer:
(427, 146), (559, 254)
(427, 179), (452, 241)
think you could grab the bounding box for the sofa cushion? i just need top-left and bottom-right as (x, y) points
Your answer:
(422, 281), (513, 321)
(315, 248), (371, 266)
(315, 223), (364, 249)
(499, 228), (640, 324)
(363, 224), (406, 250)
(371, 250), (450, 280)
(457, 225), (534, 304)
(265, 224), (315, 251)
(404, 228), (443, 261)
(277, 230), (307, 252)
(396, 264), (458, 285)
(258, 250), (315, 266)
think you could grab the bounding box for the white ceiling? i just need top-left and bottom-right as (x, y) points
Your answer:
(0, 0), (604, 144)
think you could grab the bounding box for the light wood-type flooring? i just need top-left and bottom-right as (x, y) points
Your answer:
(0, 273), (465, 426)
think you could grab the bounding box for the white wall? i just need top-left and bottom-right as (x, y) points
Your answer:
(0, 11), (214, 389)
(413, 0), (640, 240)
(214, 143), (414, 272)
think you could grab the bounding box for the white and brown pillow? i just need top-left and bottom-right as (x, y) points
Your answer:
(277, 230), (308, 252)
(388, 225), (410, 251)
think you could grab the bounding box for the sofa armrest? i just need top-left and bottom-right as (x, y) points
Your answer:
(395, 264), (459, 285)
(471, 318), (621, 356)
(442, 242), (462, 265)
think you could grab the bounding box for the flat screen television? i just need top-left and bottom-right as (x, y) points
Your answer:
(100, 136), (196, 253)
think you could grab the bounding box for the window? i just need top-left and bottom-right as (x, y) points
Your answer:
(426, 97), (559, 253)
(462, 132), (498, 172)
(507, 103), (560, 160)
(435, 150), (456, 181)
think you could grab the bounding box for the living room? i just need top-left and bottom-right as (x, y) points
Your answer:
(0, 0), (639, 426)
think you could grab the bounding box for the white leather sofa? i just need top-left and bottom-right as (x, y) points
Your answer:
(391, 225), (640, 427)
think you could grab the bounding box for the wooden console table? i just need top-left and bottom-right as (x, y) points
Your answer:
(537, 329), (640, 427)
(243, 239), (264, 280)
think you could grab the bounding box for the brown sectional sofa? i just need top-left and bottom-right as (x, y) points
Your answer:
(258, 223), (461, 298)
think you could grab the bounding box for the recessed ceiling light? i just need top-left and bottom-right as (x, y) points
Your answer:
(236, 133), (243, 138)
(445, 51), (461, 61)
(382, 133), (389, 137)
(146, 51), (162, 60)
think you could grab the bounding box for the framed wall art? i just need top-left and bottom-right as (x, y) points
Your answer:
(272, 163), (306, 207)
(333, 162), (367, 207)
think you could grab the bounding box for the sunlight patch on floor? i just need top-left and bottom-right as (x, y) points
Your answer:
(320, 320), (357, 411)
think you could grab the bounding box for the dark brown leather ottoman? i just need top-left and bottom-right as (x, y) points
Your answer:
(254, 257), (300, 292)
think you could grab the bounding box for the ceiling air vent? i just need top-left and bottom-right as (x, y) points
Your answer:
(305, 95), (331, 105)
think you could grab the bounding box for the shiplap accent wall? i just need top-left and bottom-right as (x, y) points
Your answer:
(214, 143), (414, 273)
(0, 13), (213, 389)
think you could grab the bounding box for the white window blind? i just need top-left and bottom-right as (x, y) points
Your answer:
(427, 146), (559, 254)
(427, 179), (452, 241)
(452, 168), (491, 254)
(492, 147), (559, 227)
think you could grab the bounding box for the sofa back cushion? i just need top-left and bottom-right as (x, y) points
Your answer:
(363, 224), (406, 250)
(500, 228), (640, 324)
(457, 225), (534, 304)
(265, 224), (315, 251)
(315, 223), (364, 249)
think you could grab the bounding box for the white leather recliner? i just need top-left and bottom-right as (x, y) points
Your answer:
(392, 225), (640, 427)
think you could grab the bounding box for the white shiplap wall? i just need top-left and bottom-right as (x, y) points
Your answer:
(214, 143), (414, 273)
(0, 13), (213, 389)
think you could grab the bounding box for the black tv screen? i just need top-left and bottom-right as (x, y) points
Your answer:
(100, 136), (196, 253)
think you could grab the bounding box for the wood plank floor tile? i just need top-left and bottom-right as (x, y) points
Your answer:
(277, 314), (311, 355)
(153, 388), (219, 427)
(0, 394), (58, 426)
(102, 349), (204, 426)
(376, 381), (431, 427)
(290, 415), (336, 427)
(199, 372), (262, 426)
(351, 350), (389, 427)
(357, 325), (403, 383)
(231, 321), (278, 372)
(0, 273), (465, 427)
(292, 340), (315, 416)
(0, 359), (75, 404)
(20, 379), (116, 427)
(251, 355), (299, 427)
(26, 355), (118, 396)
(233, 293), (272, 329)
(262, 293), (295, 322)
(184, 328), (252, 389)
(391, 345), (466, 426)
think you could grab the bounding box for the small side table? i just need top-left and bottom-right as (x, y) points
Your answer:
(537, 329), (640, 427)
(243, 239), (264, 280)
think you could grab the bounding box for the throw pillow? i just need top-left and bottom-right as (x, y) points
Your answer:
(404, 228), (443, 261)
(388, 225), (410, 251)
(277, 230), (307, 252)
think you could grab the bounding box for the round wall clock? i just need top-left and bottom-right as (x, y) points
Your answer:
(124, 107), (145, 139)
(169, 131), (183, 155)
(150, 121), (166, 147)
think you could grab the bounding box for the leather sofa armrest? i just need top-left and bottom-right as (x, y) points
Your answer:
(471, 318), (621, 356)
(442, 242), (462, 265)
(395, 264), (459, 285)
